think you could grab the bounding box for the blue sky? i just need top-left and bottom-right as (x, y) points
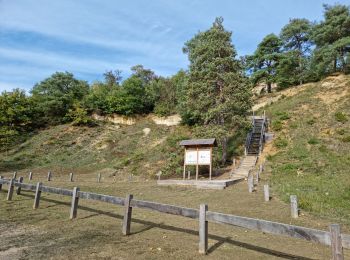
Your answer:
(0, 0), (348, 91)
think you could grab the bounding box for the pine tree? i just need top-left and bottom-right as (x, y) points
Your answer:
(182, 17), (251, 164)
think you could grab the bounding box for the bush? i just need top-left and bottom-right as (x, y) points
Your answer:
(65, 104), (94, 126)
(308, 137), (320, 145)
(342, 135), (350, 142)
(274, 137), (288, 148)
(335, 112), (348, 123)
(276, 111), (291, 120)
(306, 118), (316, 125)
(272, 120), (283, 131)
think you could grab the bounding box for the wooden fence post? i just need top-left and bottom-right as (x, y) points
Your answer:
(290, 195), (298, 218)
(69, 173), (74, 182)
(13, 171), (17, 179)
(264, 184), (270, 202)
(330, 224), (344, 260)
(248, 173), (254, 193)
(0, 176), (3, 191)
(199, 204), (208, 254)
(16, 176), (23, 195)
(47, 171), (51, 181)
(7, 178), (15, 201)
(122, 194), (133, 235)
(33, 182), (42, 209)
(97, 173), (101, 183)
(70, 187), (80, 219)
(29, 172), (33, 180)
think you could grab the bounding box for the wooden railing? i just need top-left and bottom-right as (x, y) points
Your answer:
(0, 177), (348, 259)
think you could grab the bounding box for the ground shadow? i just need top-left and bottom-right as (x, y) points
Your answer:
(14, 191), (315, 259)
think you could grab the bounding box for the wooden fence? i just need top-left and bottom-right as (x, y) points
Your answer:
(0, 177), (349, 259)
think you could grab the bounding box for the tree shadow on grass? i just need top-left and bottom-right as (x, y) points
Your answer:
(17, 191), (315, 260)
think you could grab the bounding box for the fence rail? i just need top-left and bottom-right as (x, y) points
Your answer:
(0, 177), (349, 259)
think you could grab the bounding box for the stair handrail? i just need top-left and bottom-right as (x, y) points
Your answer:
(258, 112), (267, 155)
(245, 112), (255, 155)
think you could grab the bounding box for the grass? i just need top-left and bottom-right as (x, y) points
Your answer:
(0, 119), (192, 179)
(0, 172), (347, 259)
(261, 74), (350, 223)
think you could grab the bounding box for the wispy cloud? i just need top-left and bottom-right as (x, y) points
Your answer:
(0, 0), (348, 91)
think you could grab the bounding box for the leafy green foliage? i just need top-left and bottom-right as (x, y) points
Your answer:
(31, 72), (89, 125)
(65, 103), (94, 126)
(274, 137), (288, 148)
(335, 112), (348, 123)
(0, 89), (35, 151)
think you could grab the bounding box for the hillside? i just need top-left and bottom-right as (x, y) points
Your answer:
(0, 117), (191, 179)
(1, 74), (349, 222)
(260, 74), (350, 222)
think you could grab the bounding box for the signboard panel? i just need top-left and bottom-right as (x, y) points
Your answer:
(185, 150), (197, 165)
(198, 150), (211, 165)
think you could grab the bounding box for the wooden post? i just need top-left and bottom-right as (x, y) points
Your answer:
(183, 148), (186, 180)
(47, 171), (51, 181)
(33, 182), (42, 209)
(16, 176), (23, 195)
(122, 194), (133, 235)
(29, 172), (33, 180)
(69, 173), (74, 182)
(209, 147), (212, 180)
(97, 173), (101, 183)
(7, 178), (14, 201)
(70, 187), (80, 219)
(199, 204), (208, 254)
(187, 171), (190, 180)
(13, 171), (17, 179)
(0, 176), (3, 191)
(255, 171), (260, 184)
(290, 195), (298, 218)
(196, 147), (199, 181)
(248, 173), (254, 193)
(330, 224), (344, 260)
(264, 184), (270, 202)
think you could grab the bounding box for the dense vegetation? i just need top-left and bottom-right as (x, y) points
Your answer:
(0, 3), (349, 164)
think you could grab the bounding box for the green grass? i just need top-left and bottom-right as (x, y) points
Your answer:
(261, 75), (350, 223)
(0, 119), (191, 178)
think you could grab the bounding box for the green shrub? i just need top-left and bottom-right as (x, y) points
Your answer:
(272, 120), (283, 131)
(275, 111), (290, 120)
(319, 145), (328, 153)
(336, 128), (346, 135)
(306, 118), (316, 125)
(335, 112), (348, 123)
(274, 137), (288, 148)
(341, 135), (350, 142)
(308, 137), (320, 145)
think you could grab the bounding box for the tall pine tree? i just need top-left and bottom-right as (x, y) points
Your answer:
(182, 17), (251, 164)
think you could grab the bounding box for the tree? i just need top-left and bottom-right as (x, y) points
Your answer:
(103, 70), (122, 87)
(182, 17), (251, 164)
(0, 89), (34, 152)
(311, 4), (350, 74)
(31, 72), (89, 124)
(280, 18), (312, 85)
(247, 33), (282, 92)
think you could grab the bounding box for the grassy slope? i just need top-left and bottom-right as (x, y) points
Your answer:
(0, 118), (191, 178)
(262, 74), (350, 223)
